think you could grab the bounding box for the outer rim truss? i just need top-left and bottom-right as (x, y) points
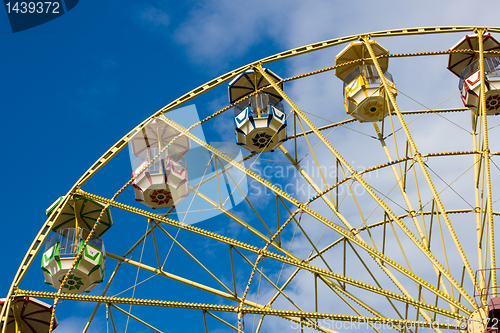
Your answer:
(3, 26), (500, 333)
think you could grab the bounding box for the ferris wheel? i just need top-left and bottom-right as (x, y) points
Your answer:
(3, 26), (500, 333)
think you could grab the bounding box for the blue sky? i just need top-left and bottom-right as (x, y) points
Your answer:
(3, 1), (500, 332)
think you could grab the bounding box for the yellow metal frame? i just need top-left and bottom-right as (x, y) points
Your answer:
(4, 26), (500, 333)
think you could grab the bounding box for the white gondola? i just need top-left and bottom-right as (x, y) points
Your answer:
(335, 41), (397, 123)
(42, 197), (112, 293)
(41, 228), (105, 293)
(229, 69), (287, 153)
(132, 151), (189, 208)
(448, 34), (500, 115)
(130, 117), (190, 209)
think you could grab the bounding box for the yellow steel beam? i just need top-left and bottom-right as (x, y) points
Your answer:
(229, 246), (238, 297)
(357, 209), (500, 234)
(83, 222), (161, 333)
(104, 248), (337, 333)
(255, 65), (474, 311)
(12, 289), (465, 330)
(110, 304), (162, 333)
(0, 195), (71, 333)
(305, 150), (493, 216)
(93, 119), (474, 315)
(472, 112), (485, 294)
(203, 310), (209, 333)
(192, 153), (256, 191)
(215, 155), (274, 238)
(277, 196), (406, 324)
(278, 146), (338, 215)
(77, 189), (272, 254)
(105, 252), (246, 303)
(114, 227), (466, 318)
(373, 122), (454, 310)
(258, 27), (479, 65)
(477, 29), (496, 294)
(113, 218), (466, 318)
(362, 36), (476, 301)
(205, 311), (239, 332)
(3, 26), (497, 333)
(149, 219), (162, 271)
(75, 189), (471, 315)
(316, 276), (385, 333)
(236, 208), (302, 331)
(435, 206), (454, 299)
(233, 247), (306, 314)
(292, 116), (337, 207)
(106, 304), (118, 333)
(12, 304), (24, 333)
(150, 220), (235, 296)
(343, 239), (407, 324)
(188, 187), (280, 249)
(104, 252), (331, 332)
(260, 267), (301, 316)
(289, 108), (468, 140)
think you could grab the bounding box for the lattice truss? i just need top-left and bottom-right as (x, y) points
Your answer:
(4, 26), (500, 333)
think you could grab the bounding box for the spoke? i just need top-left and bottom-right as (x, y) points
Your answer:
(256, 64), (475, 310)
(435, 205), (455, 300)
(318, 277), (385, 333)
(149, 219), (162, 270)
(288, 108), (469, 140)
(124, 220), (150, 332)
(256, 225), (410, 333)
(293, 116), (336, 205)
(215, 156), (274, 238)
(280, 144), (445, 320)
(478, 29), (496, 293)
(229, 246), (238, 298)
(373, 122), (455, 309)
(345, 239), (407, 321)
(232, 247), (306, 314)
(205, 311), (239, 332)
(278, 196), (408, 321)
(84, 220), (160, 332)
(115, 213), (467, 319)
(150, 220), (235, 296)
(110, 304), (162, 333)
(17, 289), (463, 330)
(362, 36), (476, 297)
(425, 163), (475, 209)
(192, 153), (256, 191)
(203, 310), (209, 333)
(107, 304), (118, 333)
(105, 252), (264, 311)
(188, 187), (281, 249)
(9, 26), (500, 333)
(76, 189), (472, 312)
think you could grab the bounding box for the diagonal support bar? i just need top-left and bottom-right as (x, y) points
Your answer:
(256, 64), (474, 310)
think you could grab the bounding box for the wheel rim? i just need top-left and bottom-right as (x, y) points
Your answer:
(4, 26), (500, 333)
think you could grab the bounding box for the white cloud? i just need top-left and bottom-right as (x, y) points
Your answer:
(169, 0), (500, 72)
(128, 1), (500, 331)
(172, 0), (286, 67)
(140, 5), (169, 27)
